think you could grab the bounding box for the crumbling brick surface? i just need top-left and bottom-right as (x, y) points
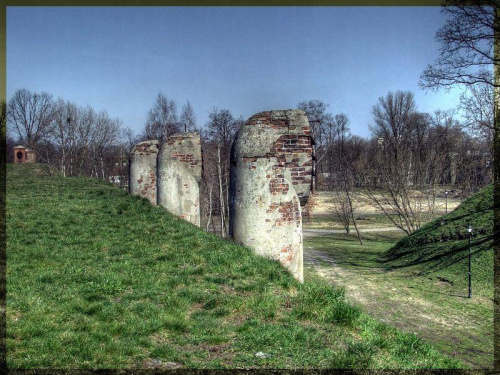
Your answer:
(129, 140), (159, 206)
(229, 109), (313, 283)
(158, 132), (202, 226)
(241, 110), (314, 205)
(162, 133), (203, 183)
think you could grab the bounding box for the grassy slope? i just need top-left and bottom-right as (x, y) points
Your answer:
(385, 184), (494, 298)
(6, 164), (461, 369)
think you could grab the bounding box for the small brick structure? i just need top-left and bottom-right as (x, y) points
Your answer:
(157, 132), (203, 226)
(129, 140), (159, 205)
(13, 145), (36, 164)
(229, 110), (314, 282)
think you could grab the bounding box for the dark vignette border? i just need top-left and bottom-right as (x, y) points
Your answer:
(0, 1), (497, 374)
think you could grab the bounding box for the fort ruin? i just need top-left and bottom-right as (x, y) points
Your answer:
(128, 111), (313, 282)
(158, 132), (203, 227)
(129, 140), (159, 205)
(228, 110), (314, 282)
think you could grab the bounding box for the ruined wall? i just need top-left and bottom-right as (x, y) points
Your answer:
(229, 110), (314, 282)
(158, 132), (203, 226)
(129, 140), (159, 205)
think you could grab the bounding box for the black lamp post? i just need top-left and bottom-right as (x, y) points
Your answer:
(467, 224), (473, 298)
(444, 190), (448, 214)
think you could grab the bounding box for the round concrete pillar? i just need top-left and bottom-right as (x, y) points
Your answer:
(229, 110), (314, 282)
(158, 132), (203, 226)
(129, 140), (159, 205)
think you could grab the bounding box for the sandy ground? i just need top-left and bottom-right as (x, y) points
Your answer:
(307, 190), (462, 216)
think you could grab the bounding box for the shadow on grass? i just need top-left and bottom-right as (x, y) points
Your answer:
(384, 235), (492, 274)
(308, 247), (388, 271)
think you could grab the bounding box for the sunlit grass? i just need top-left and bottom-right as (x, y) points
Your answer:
(6, 164), (462, 369)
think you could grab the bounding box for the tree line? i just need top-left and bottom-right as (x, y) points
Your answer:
(301, 89), (491, 237)
(4, 83), (492, 238)
(5, 0), (496, 237)
(3, 0), (496, 240)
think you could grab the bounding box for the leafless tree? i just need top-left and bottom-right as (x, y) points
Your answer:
(200, 139), (219, 234)
(1, 100), (6, 164)
(298, 100), (329, 144)
(5, 133), (15, 164)
(459, 80), (494, 164)
(88, 110), (122, 180)
(203, 108), (242, 237)
(122, 127), (139, 155)
(6, 89), (128, 182)
(7, 89), (55, 149)
(49, 99), (79, 176)
(419, 0), (498, 222)
(331, 113), (362, 244)
(298, 100), (334, 187)
(419, 0), (499, 90)
(179, 101), (197, 133)
(366, 91), (426, 234)
(73, 106), (96, 176)
(142, 92), (179, 143)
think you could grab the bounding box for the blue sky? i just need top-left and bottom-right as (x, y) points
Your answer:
(6, 6), (464, 138)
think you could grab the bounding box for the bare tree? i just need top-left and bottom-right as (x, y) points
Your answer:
(459, 80), (495, 155)
(419, 0), (498, 228)
(73, 106), (96, 176)
(142, 92), (179, 143)
(179, 101), (197, 133)
(1, 100), (6, 164)
(89, 110), (122, 180)
(298, 100), (333, 187)
(367, 91), (424, 235)
(298, 100), (329, 144)
(419, 0), (499, 90)
(204, 108), (241, 237)
(122, 127), (141, 155)
(49, 99), (79, 176)
(332, 113), (362, 244)
(200, 137), (219, 234)
(6, 133), (15, 164)
(7, 89), (55, 148)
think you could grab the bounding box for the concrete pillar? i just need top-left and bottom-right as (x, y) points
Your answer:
(158, 132), (203, 226)
(229, 110), (314, 282)
(129, 140), (159, 205)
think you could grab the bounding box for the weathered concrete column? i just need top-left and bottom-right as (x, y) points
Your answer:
(158, 132), (203, 226)
(229, 110), (314, 282)
(129, 140), (159, 205)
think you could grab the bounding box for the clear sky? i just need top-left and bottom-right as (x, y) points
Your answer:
(6, 6), (464, 138)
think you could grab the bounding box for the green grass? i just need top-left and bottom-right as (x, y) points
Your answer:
(6, 163), (462, 369)
(305, 230), (493, 368)
(385, 184), (493, 298)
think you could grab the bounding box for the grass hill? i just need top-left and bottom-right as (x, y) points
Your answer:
(385, 184), (494, 298)
(7, 162), (62, 178)
(6, 163), (461, 369)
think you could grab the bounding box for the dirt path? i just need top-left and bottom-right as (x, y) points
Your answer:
(303, 244), (494, 369)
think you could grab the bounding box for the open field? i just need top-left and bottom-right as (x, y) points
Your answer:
(304, 190), (463, 230)
(6, 164), (461, 369)
(303, 185), (494, 368)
